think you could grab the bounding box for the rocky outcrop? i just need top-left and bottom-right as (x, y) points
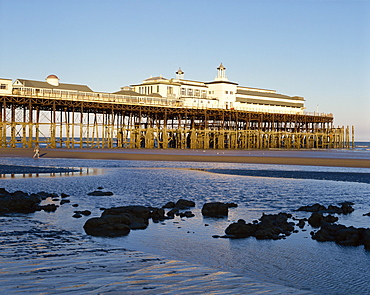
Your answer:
(0, 188), (60, 214)
(296, 203), (354, 214)
(311, 222), (370, 250)
(162, 201), (176, 209)
(87, 190), (114, 196)
(84, 216), (131, 237)
(202, 202), (229, 217)
(161, 199), (196, 218)
(224, 212), (295, 240)
(174, 199), (195, 209)
(308, 212), (338, 228)
(84, 205), (166, 237)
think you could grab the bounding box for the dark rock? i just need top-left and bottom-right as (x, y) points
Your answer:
(335, 227), (360, 246)
(151, 208), (165, 221)
(297, 203), (354, 214)
(341, 203), (354, 214)
(225, 202), (238, 208)
(60, 199), (70, 205)
(297, 203), (327, 212)
(202, 202), (229, 217)
(51, 193), (59, 198)
(75, 210), (91, 216)
(39, 204), (58, 212)
(61, 193), (69, 198)
(175, 199), (195, 209)
(72, 213), (82, 218)
(97, 187), (104, 190)
(102, 206), (151, 230)
(129, 221), (148, 229)
(87, 191), (114, 196)
(167, 208), (179, 218)
(338, 201), (354, 206)
(162, 201), (176, 209)
(297, 219), (305, 228)
(326, 205), (342, 214)
(180, 211), (195, 218)
(308, 212), (338, 228)
(72, 204), (79, 207)
(0, 187), (9, 196)
(311, 222), (370, 249)
(225, 221), (256, 238)
(363, 212), (370, 216)
(308, 212), (323, 227)
(83, 216), (131, 237)
(0, 190), (42, 214)
(223, 213), (295, 240)
(362, 229), (370, 250)
(311, 228), (335, 242)
(323, 214), (338, 223)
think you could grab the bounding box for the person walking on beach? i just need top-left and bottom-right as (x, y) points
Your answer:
(33, 143), (40, 159)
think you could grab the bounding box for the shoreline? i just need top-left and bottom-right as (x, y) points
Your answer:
(1, 147), (370, 168)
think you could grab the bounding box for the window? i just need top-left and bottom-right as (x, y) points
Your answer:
(157, 85), (159, 92)
(195, 89), (200, 97)
(230, 91), (233, 95)
(188, 89), (193, 96)
(181, 88), (186, 96)
(225, 91), (228, 94)
(0, 84), (7, 90)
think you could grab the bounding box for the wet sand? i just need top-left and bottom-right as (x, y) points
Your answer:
(0, 210), (313, 294)
(0, 147), (368, 294)
(1, 147), (370, 168)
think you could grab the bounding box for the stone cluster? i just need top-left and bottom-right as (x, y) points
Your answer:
(221, 212), (295, 240)
(296, 202), (354, 214)
(84, 199), (199, 237)
(0, 188), (59, 213)
(311, 222), (370, 249)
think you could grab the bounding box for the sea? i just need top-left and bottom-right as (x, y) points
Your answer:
(0, 143), (370, 294)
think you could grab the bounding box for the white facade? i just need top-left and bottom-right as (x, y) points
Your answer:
(129, 64), (305, 114)
(0, 78), (13, 95)
(4, 67), (305, 115)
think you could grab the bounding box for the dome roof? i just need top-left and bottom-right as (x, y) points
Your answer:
(46, 74), (59, 80)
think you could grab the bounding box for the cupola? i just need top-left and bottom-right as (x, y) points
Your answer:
(176, 67), (184, 79)
(46, 74), (59, 86)
(215, 63), (228, 82)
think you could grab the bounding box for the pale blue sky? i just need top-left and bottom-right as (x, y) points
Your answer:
(1, 0), (369, 140)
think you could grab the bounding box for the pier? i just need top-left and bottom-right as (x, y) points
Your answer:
(0, 88), (353, 150)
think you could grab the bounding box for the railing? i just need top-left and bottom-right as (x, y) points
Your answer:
(303, 111), (334, 118)
(10, 87), (333, 117)
(12, 87), (182, 107)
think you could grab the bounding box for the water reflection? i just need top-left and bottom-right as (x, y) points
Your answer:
(0, 168), (103, 179)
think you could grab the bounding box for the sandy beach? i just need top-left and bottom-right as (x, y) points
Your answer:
(1, 147), (370, 168)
